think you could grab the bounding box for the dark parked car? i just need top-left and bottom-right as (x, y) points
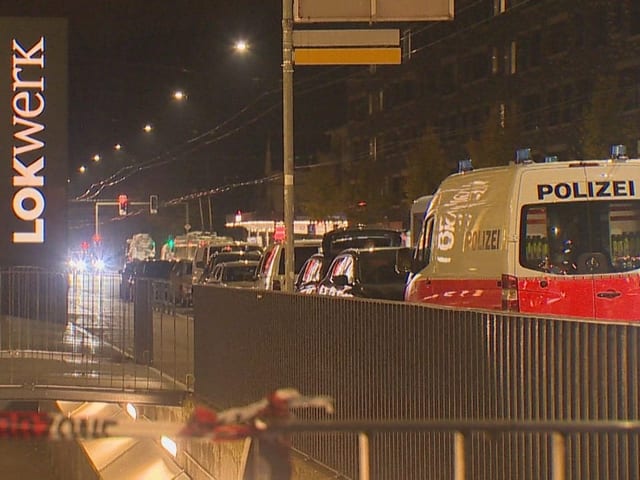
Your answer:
(207, 260), (260, 288)
(201, 250), (262, 284)
(119, 259), (144, 300)
(293, 227), (406, 294)
(321, 227), (405, 265)
(121, 259), (174, 301)
(294, 253), (325, 294)
(317, 247), (411, 301)
(141, 259), (174, 279)
(169, 259), (194, 306)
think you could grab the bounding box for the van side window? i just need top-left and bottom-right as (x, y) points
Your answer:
(520, 200), (640, 275)
(415, 216), (434, 266)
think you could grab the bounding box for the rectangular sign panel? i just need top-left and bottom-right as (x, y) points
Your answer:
(293, 29), (399, 47)
(0, 18), (68, 269)
(294, 47), (401, 65)
(294, 0), (454, 22)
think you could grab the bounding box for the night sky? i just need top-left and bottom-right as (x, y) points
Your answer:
(0, 1), (347, 209)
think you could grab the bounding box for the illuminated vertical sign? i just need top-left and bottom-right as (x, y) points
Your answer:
(0, 18), (68, 268)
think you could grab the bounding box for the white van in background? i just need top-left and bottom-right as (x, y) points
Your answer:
(254, 239), (322, 290)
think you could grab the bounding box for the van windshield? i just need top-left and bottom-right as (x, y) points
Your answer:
(520, 200), (640, 275)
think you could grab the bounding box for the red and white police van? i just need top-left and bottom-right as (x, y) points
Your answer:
(404, 149), (640, 322)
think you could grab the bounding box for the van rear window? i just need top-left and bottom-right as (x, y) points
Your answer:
(520, 200), (640, 274)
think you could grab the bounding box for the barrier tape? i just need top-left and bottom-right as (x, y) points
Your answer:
(0, 388), (334, 441)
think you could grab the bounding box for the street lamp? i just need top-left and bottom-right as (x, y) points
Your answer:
(234, 40), (249, 53)
(143, 123), (153, 133)
(173, 90), (186, 101)
(78, 165), (87, 173)
(92, 154), (100, 162)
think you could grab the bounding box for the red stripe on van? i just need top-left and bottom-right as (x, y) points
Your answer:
(407, 274), (640, 322)
(405, 277), (501, 310)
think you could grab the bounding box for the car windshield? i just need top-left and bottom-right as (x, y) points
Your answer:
(223, 265), (257, 282)
(521, 200), (640, 275)
(358, 250), (406, 284)
(142, 261), (174, 278)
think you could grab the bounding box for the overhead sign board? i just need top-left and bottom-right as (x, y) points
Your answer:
(294, 0), (454, 22)
(293, 28), (401, 65)
(0, 18), (68, 269)
(294, 47), (401, 65)
(293, 29), (399, 47)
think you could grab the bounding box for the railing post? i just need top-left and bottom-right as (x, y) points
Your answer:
(454, 431), (466, 480)
(551, 431), (566, 480)
(358, 432), (370, 480)
(133, 278), (153, 364)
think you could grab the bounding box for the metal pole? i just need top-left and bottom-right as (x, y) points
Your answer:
(282, 0), (295, 292)
(208, 197), (213, 232)
(94, 202), (99, 239)
(198, 197), (205, 232)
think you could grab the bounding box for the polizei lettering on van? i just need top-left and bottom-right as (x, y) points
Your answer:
(11, 37), (46, 244)
(464, 229), (501, 251)
(537, 180), (636, 201)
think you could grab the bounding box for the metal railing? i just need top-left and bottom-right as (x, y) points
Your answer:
(193, 285), (640, 479)
(0, 267), (190, 404)
(269, 419), (640, 480)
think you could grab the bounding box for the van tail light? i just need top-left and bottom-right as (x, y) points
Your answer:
(501, 274), (519, 312)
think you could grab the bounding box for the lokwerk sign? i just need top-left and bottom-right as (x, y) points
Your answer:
(0, 18), (68, 269)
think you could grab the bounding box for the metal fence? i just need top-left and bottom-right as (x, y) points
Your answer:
(193, 285), (640, 480)
(0, 267), (189, 405)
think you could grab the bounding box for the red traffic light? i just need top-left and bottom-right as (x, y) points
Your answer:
(118, 194), (129, 216)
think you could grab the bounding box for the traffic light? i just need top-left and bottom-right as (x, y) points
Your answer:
(149, 194), (159, 214)
(118, 194), (128, 216)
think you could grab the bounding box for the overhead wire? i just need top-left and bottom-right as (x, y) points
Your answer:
(77, 0), (596, 209)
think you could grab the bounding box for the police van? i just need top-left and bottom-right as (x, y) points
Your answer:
(403, 147), (640, 322)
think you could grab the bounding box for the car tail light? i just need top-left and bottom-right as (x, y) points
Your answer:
(501, 274), (519, 312)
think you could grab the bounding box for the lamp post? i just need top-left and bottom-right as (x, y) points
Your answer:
(282, 0), (295, 292)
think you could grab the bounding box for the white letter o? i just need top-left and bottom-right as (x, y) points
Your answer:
(13, 187), (45, 220)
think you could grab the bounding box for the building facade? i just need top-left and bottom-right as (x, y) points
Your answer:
(340, 0), (640, 225)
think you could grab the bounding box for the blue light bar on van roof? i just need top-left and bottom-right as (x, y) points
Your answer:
(544, 155), (558, 163)
(515, 148), (532, 164)
(610, 144), (627, 159)
(458, 159), (473, 173)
